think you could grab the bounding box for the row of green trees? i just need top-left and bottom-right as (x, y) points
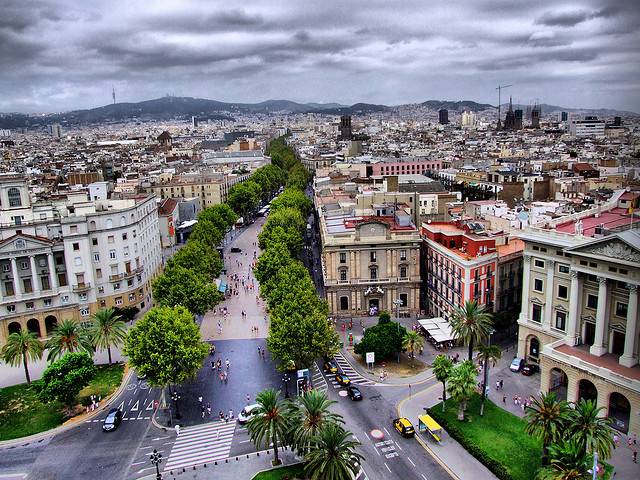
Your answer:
(246, 388), (362, 479)
(254, 136), (339, 370)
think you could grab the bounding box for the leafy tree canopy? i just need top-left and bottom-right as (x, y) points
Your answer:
(167, 240), (223, 280)
(270, 188), (313, 217)
(124, 306), (208, 387)
(152, 265), (222, 315)
(228, 181), (261, 218)
(254, 241), (293, 285)
(354, 322), (407, 361)
(39, 352), (97, 406)
(189, 218), (223, 250)
(197, 203), (237, 233)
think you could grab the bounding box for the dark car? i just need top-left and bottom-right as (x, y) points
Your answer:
(323, 359), (338, 374)
(521, 364), (539, 376)
(102, 408), (123, 432)
(335, 372), (351, 386)
(347, 385), (362, 401)
(230, 247), (242, 253)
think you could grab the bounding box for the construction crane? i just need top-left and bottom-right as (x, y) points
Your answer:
(495, 84), (512, 125)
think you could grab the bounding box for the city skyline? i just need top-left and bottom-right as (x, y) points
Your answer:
(2, 0), (639, 113)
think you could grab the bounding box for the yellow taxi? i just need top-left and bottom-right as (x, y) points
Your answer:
(393, 417), (415, 438)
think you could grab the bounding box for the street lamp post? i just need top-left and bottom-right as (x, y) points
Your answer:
(282, 373), (290, 398)
(150, 448), (163, 480)
(171, 390), (181, 420)
(393, 299), (403, 363)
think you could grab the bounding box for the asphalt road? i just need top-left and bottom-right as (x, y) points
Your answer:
(0, 371), (161, 480)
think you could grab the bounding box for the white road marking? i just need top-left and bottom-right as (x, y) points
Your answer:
(421, 474), (428, 480)
(131, 400), (140, 412)
(384, 463), (392, 473)
(383, 427), (391, 436)
(395, 443), (403, 451)
(408, 458), (416, 467)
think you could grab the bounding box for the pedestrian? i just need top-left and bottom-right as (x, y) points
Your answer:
(499, 379), (504, 389)
(633, 433), (637, 445)
(613, 433), (620, 447)
(225, 359), (230, 370)
(496, 380), (500, 390)
(207, 403), (212, 416)
(201, 406), (205, 419)
(503, 394), (506, 404)
(198, 396), (203, 404)
(229, 409), (234, 419)
(175, 424), (181, 436)
(246, 394), (251, 404)
(261, 349), (266, 360)
(633, 450), (637, 464)
(219, 410), (224, 421)
(257, 345), (261, 355)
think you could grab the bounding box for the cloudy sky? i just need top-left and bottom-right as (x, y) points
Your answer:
(1, 0), (639, 113)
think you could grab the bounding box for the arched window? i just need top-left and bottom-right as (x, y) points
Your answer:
(120, 216), (126, 226)
(106, 218), (113, 228)
(7, 187), (22, 207)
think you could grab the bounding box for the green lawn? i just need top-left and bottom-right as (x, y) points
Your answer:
(253, 463), (305, 480)
(429, 394), (542, 480)
(0, 363), (125, 441)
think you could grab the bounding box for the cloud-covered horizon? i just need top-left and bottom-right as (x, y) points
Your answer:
(1, 0), (639, 113)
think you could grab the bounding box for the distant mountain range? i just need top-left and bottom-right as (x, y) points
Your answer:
(0, 96), (636, 129)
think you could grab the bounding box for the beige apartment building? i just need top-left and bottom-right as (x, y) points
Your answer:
(0, 177), (162, 346)
(319, 203), (421, 318)
(517, 221), (640, 435)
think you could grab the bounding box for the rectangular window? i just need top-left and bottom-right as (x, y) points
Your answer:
(339, 296), (349, 310)
(400, 249), (407, 261)
(340, 270), (347, 281)
(615, 302), (628, 317)
(108, 235), (114, 244)
(96, 268), (102, 279)
(23, 278), (32, 293)
(70, 225), (78, 234)
(558, 285), (568, 299)
(73, 242), (80, 251)
(122, 233), (128, 240)
(339, 252), (346, 264)
(400, 293), (408, 307)
(20, 261), (28, 270)
(400, 266), (407, 278)
(93, 253), (100, 262)
(2, 264), (9, 272)
(80, 308), (90, 317)
(109, 250), (116, 259)
(587, 294), (598, 309)
(26, 301), (34, 310)
(534, 278), (544, 292)
(74, 257), (82, 266)
(370, 251), (376, 262)
(554, 311), (566, 331)
(98, 286), (104, 294)
(79, 293), (88, 301)
(115, 297), (123, 306)
(558, 264), (570, 274)
(534, 259), (545, 269)
(114, 282), (120, 290)
(532, 304), (542, 323)
(43, 299), (52, 307)
(41, 276), (50, 290)
(61, 295), (69, 304)
(370, 268), (377, 280)
(7, 305), (16, 313)
(92, 238), (98, 246)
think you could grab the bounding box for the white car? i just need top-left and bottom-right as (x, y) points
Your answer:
(238, 404), (261, 425)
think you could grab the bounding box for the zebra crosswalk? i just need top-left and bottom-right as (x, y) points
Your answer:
(311, 363), (328, 393)
(163, 420), (235, 472)
(333, 352), (377, 386)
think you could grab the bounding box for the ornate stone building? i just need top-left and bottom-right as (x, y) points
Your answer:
(319, 203), (421, 318)
(517, 226), (640, 436)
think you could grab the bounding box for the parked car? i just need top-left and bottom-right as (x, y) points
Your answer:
(510, 357), (525, 372)
(335, 372), (351, 386)
(238, 404), (261, 425)
(323, 359), (338, 374)
(521, 364), (539, 376)
(347, 385), (362, 401)
(393, 417), (415, 438)
(230, 247), (242, 253)
(102, 408), (123, 432)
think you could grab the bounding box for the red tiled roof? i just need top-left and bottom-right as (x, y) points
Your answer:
(158, 198), (178, 215)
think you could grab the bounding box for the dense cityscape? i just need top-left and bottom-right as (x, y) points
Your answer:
(1, 1), (639, 480)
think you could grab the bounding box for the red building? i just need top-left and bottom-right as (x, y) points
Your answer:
(421, 222), (499, 320)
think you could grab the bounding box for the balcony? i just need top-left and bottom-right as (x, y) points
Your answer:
(109, 273), (125, 282)
(72, 282), (91, 292)
(135, 265), (144, 274)
(124, 270), (136, 279)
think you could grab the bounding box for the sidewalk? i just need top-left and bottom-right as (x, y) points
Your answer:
(397, 383), (497, 480)
(139, 449), (301, 480)
(0, 365), (134, 449)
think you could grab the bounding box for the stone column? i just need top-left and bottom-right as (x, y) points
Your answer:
(10, 257), (21, 297)
(566, 270), (581, 345)
(29, 256), (39, 294)
(386, 249), (392, 278)
(620, 284), (639, 367)
(47, 253), (58, 290)
(519, 255), (531, 322)
(590, 276), (609, 357)
(543, 260), (555, 331)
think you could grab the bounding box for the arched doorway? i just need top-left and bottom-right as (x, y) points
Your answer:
(608, 392), (630, 433)
(8, 322), (22, 335)
(549, 368), (568, 401)
(26, 318), (41, 338)
(528, 336), (540, 363)
(577, 379), (598, 403)
(45, 315), (58, 335)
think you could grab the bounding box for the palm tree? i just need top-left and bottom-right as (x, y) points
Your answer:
(402, 330), (424, 367)
(447, 360), (477, 421)
(475, 343), (502, 416)
(448, 300), (493, 360)
(524, 392), (571, 465)
(1, 330), (44, 385)
(567, 399), (614, 461)
(432, 354), (453, 412)
(287, 390), (343, 454)
(89, 308), (127, 364)
(304, 423), (363, 480)
(246, 388), (288, 466)
(45, 319), (93, 361)
(536, 439), (591, 480)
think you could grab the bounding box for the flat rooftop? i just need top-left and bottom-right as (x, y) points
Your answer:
(555, 208), (640, 237)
